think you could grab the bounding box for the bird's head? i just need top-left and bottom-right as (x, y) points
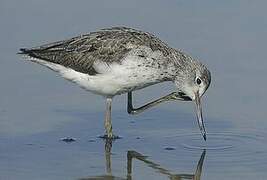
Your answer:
(174, 60), (211, 140)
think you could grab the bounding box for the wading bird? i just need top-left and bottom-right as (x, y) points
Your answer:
(19, 27), (211, 140)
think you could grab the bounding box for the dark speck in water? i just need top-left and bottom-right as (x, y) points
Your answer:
(26, 143), (34, 146)
(60, 137), (76, 143)
(88, 139), (96, 142)
(164, 147), (176, 151)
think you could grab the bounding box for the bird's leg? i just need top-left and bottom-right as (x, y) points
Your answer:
(127, 91), (184, 115)
(104, 98), (113, 138)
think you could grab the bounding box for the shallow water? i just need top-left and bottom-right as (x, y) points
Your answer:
(1, 0), (267, 179)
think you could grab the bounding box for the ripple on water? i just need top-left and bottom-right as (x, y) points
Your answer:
(177, 132), (264, 151)
(168, 131), (267, 168)
(181, 133), (238, 150)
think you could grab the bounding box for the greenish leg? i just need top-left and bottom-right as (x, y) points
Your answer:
(104, 98), (113, 138)
(127, 91), (184, 115)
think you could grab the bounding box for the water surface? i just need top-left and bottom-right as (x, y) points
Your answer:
(1, 0), (267, 179)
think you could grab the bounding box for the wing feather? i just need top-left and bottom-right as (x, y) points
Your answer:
(19, 27), (172, 75)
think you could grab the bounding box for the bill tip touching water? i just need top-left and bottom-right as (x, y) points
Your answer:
(19, 26), (211, 141)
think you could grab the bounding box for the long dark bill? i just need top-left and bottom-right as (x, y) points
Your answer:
(195, 91), (207, 141)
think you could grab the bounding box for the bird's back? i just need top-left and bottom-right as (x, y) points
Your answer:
(19, 27), (174, 75)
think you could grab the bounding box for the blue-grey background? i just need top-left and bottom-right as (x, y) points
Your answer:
(0, 0), (267, 179)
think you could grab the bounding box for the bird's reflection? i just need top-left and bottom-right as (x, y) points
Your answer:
(80, 140), (206, 180)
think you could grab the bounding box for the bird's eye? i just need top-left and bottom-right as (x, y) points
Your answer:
(196, 78), (202, 85)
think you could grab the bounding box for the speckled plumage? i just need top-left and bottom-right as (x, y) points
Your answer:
(20, 27), (173, 74)
(20, 26), (210, 96)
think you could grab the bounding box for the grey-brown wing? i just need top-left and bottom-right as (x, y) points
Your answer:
(19, 27), (172, 75)
(19, 34), (125, 75)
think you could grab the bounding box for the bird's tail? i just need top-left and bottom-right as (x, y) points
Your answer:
(18, 48), (37, 58)
(18, 48), (29, 55)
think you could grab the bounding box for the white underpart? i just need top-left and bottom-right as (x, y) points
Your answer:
(24, 52), (163, 97)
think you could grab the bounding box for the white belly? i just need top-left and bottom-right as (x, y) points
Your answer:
(27, 57), (161, 97)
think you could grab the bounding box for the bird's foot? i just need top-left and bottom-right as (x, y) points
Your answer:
(98, 134), (122, 140)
